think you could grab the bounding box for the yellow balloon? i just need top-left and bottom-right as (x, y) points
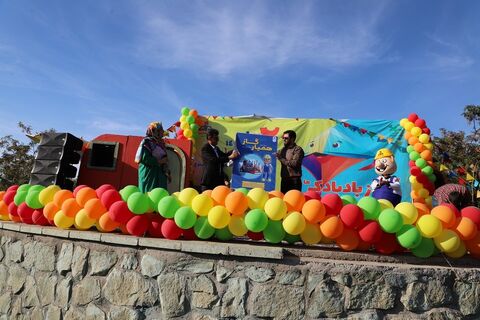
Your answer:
(434, 229), (461, 253)
(75, 208), (96, 230)
(178, 187), (199, 206)
(409, 175), (417, 184)
(416, 215), (442, 238)
(418, 133), (430, 144)
(264, 197), (287, 221)
(191, 194), (213, 216)
(446, 241), (466, 258)
(179, 115), (187, 123)
(54, 210), (75, 229)
(207, 205), (230, 229)
(247, 188), (269, 209)
(418, 188), (429, 198)
(228, 215), (247, 236)
(184, 129), (193, 138)
(425, 196), (432, 208)
(378, 199), (393, 211)
(39, 185), (61, 206)
(300, 223), (322, 245)
(180, 122), (189, 130)
(282, 211), (306, 235)
(172, 192), (180, 199)
(399, 118), (409, 127)
(395, 202), (418, 225)
(404, 121), (414, 131)
(424, 143), (433, 151)
(410, 126), (422, 137)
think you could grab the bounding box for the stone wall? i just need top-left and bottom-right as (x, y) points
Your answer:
(0, 227), (479, 320)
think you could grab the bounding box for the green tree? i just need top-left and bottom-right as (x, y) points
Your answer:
(0, 122), (55, 191)
(433, 105), (480, 206)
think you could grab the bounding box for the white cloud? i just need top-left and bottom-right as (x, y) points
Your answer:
(134, 1), (390, 76)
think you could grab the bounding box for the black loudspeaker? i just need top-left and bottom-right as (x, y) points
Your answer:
(29, 132), (83, 190)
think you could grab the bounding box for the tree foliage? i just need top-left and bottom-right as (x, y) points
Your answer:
(433, 105), (480, 206)
(0, 122), (55, 190)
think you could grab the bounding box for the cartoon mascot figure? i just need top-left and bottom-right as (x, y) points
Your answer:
(370, 148), (402, 206)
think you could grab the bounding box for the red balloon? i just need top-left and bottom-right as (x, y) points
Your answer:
(32, 209), (50, 226)
(108, 201), (135, 224)
(414, 118), (426, 128)
(101, 189), (122, 210)
(3, 191), (16, 205)
(358, 221), (382, 244)
(442, 203), (461, 218)
(408, 113), (419, 122)
(73, 185), (88, 197)
(96, 184), (116, 198)
(410, 166), (421, 177)
(374, 232), (399, 254)
(148, 214), (165, 238)
(182, 228), (198, 240)
(417, 174), (429, 185)
(247, 231), (264, 240)
(17, 202), (34, 224)
(304, 190), (321, 201)
(8, 202), (19, 217)
(126, 215), (150, 237)
(422, 128), (431, 135)
(177, 129), (184, 136)
(461, 206), (480, 228)
(408, 160), (416, 168)
(339, 204), (364, 229)
(321, 193), (343, 216)
(161, 219), (182, 240)
(6, 185), (19, 193)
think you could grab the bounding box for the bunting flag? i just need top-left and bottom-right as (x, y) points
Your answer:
(439, 164), (449, 172)
(332, 119), (399, 144)
(466, 173), (475, 181)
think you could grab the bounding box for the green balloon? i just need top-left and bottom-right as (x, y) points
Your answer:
(28, 185), (45, 194)
(422, 166), (433, 175)
(127, 192), (149, 214)
(120, 185), (140, 202)
(357, 197), (380, 220)
(157, 196), (180, 218)
(190, 124), (199, 132)
(215, 227), (233, 241)
(186, 115), (195, 124)
(181, 107), (190, 116)
(411, 237), (435, 258)
(378, 208), (404, 233)
(409, 151), (420, 161)
(148, 188), (169, 207)
(263, 220), (285, 244)
(17, 184), (31, 193)
(194, 217), (215, 239)
(25, 190), (43, 209)
(396, 225), (422, 249)
(245, 209), (268, 232)
(235, 188), (249, 196)
(174, 207), (197, 229)
(406, 145), (414, 153)
(428, 174), (436, 183)
(415, 158), (427, 169)
(341, 195), (357, 205)
(284, 233), (301, 244)
(14, 190), (28, 206)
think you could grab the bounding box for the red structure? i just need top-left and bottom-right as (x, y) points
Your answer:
(77, 134), (192, 192)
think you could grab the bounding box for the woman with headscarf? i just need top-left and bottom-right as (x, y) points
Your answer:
(135, 122), (171, 192)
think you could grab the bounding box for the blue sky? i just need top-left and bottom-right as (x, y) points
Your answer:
(0, 0), (479, 142)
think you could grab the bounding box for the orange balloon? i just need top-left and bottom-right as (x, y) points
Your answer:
(75, 187), (97, 207)
(225, 191), (249, 216)
(98, 212), (120, 232)
(84, 198), (107, 219)
(431, 205), (456, 229)
(319, 215), (344, 239)
(408, 136), (419, 146)
(202, 189), (212, 196)
(302, 199), (326, 224)
(404, 132), (412, 140)
(413, 202), (430, 219)
(0, 200), (8, 215)
(414, 142), (425, 153)
(465, 232), (480, 255)
(283, 190), (305, 212)
(454, 217), (478, 241)
(268, 190), (284, 199)
(211, 186), (231, 206)
(9, 213), (21, 222)
(61, 198), (82, 217)
(335, 228), (359, 251)
(53, 190), (74, 208)
(414, 197), (426, 204)
(43, 202), (60, 221)
(420, 149), (432, 161)
(0, 191), (5, 202)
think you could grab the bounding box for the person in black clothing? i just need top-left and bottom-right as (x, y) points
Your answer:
(201, 129), (239, 191)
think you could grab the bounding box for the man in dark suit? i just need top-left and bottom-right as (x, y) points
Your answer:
(201, 129), (239, 191)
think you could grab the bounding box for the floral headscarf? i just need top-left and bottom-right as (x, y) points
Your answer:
(146, 122), (164, 142)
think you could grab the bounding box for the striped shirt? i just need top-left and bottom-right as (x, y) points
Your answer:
(433, 184), (470, 205)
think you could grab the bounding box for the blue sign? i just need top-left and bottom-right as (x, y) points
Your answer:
(232, 133), (278, 191)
